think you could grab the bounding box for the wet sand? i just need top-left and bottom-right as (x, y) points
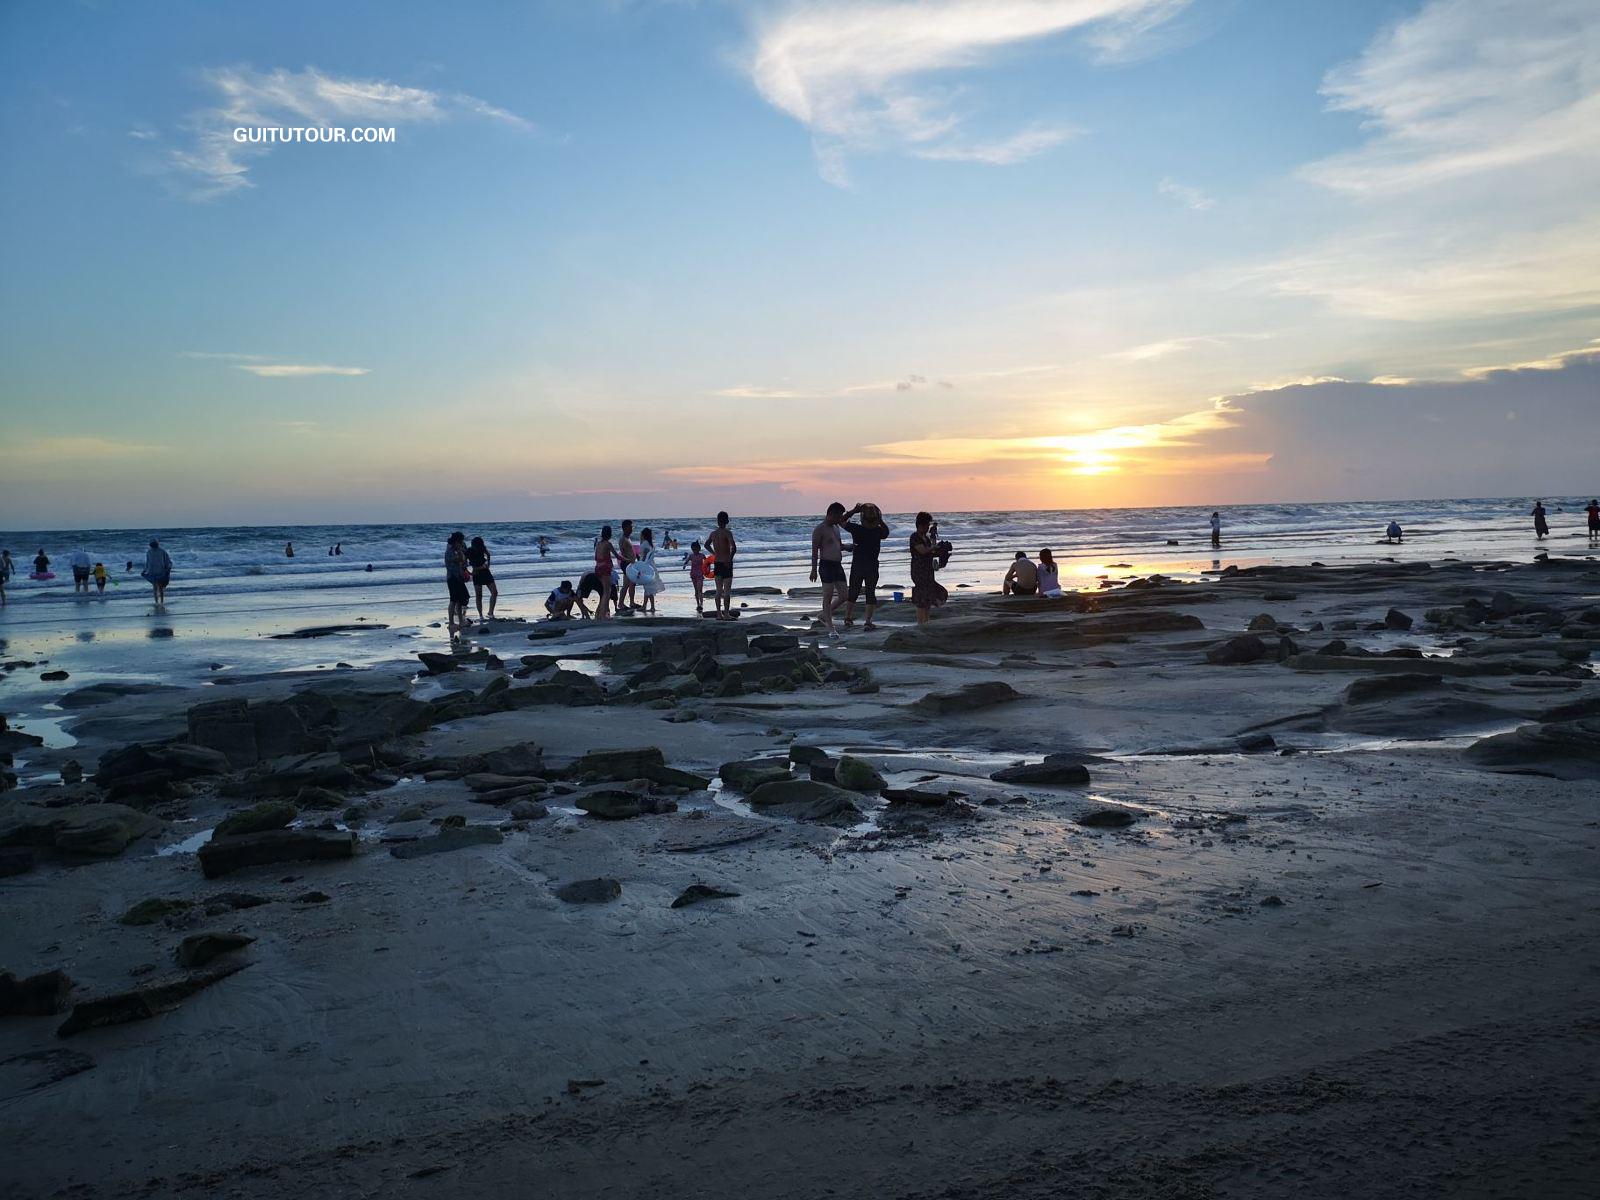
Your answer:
(2, 554), (1598, 1198)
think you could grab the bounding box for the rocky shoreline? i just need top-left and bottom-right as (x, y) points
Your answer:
(3, 555), (1598, 1198)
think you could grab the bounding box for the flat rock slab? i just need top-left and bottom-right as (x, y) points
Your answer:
(198, 828), (356, 879)
(56, 962), (249, 1038)
(910, 681), (1024, 716)
(389, 826), (504, 859)
(656, 817), (775, 853)
(0, 1048), (95, 1097)
(671, 884), (740, 909)
(176, 932), (255, 968)
(556, 877), (621, 904)
(270, 624), (388, 640)
(57, 682), (183, 709)
(990, 754), (1094, 785)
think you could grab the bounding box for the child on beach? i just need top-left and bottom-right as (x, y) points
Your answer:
(93, 562), (107, 592)
(545, 580), (578, 619)
(685, 540), (706, 613)
(467, 536), (497, 621)
(1210, 511), (1222, 548)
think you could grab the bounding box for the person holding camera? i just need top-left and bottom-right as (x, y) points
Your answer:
(909, 511), (950, 626)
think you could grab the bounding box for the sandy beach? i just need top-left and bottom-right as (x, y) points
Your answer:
(2, 545), (1597, 1198)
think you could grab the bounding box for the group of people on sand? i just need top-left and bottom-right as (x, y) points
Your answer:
(545, 521), (681, 623)
(1534, 499), (1600, 542)
(808, 503), (953, 634)
(0, 542), (171, 607)
(442, 533), (502, 633)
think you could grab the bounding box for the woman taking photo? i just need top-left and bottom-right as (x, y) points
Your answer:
(909, 512), (948, 627)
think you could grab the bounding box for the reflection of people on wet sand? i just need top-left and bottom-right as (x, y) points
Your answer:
(1386, 521), (1403, 543)
(1532, 500), (1549, 539)
(1003, 551), (1038, 596)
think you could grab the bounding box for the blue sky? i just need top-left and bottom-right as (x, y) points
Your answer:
(1, 0), (1596, 527)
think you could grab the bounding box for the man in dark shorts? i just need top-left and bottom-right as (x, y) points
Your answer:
(840, 502), (890, 630)
(573, 571), (601, 619)
(444, 531), (470, 633)
(810, 502), (848, 638)
(706, 511), (737, 619)
(1003, 551), (1039, 596)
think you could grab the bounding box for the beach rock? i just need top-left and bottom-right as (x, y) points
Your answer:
(1490, 591), (1521, 617)
(56, 962), (249, 1038)
(718, 758), (792, 793)
(834, 755), (887, 793)
(574, 786), (678, 821)
(808, 760), (838, 784)
(293, 786), (346, 811)
(883, 788), (966, 807)
(670, 883), (740, 909)
(563, 747), (710, 790)
(1344, 673), (1444, 704)
(57, 681), (182, 709)
(236, 752), (359, 798)
(58, 760), (83, 785)
(480, 742), (548, 778)
(202, 892), (270, 916)
(390, 825), (503, 859)
(0, 970), (74, 1017)
(555, 877), (621, 904)
(198, 827), (356, 879)
(175, 932), (255, 969)
(910, 681), (1023, 716)
(1318, 639), (1349, 657)
(93, 742), (229, 803)
(120, 897), (192, 926)
(990, 755), (1092, 785)
(502, 672), (606, 709)
(1075, 807), (1140, 828)
(745, 780), (863, 825)
(1276, 636), (1299, 662)
(1205, 634), (1267, 665)
(1465, 718), (1600, 780)
(1385, 608), (1415, 631)
(270, 623), (388, 639)
(0, 847), (36, 877)
(417, 653), (460, 675)
(656, 816), (774, 853)
(213, 801), (298, 838)
(847, 680), (881, 695)
(788, 745), (832, 768)
(0, 802), (161, 858)
(508, 800), (548, 820)
(40, 670), (68, 682)
(714, 671), (745, 697)
(464, 773), (543, 794)
(1247, 614), (1278, 632)
(748, 634), (800, 655)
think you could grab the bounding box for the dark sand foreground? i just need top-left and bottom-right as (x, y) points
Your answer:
(3, 556), (1599, 1198)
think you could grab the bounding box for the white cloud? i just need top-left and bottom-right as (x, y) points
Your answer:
(744, 0), (1189, 184)
(163, 66), (530, 199)
(1157, 176), (1212, 210)
(1262, 0), (1600, 321)
(236, 363), (370, 378)
(13, 436), (168, 461)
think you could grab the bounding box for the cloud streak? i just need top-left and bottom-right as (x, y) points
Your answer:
(162, 66), (530, 199)
(744, 0), (1189, 183)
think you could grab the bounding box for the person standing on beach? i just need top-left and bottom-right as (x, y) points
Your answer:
(0, 549), (11, 606)
(1532, 500), (1549, 539)
(707, 511), (736, 619)
(93, 562), (107, 593)
(70, 549), (92, 593)
(616, 520), (637, 614)
(810, 502), (849, 639)
(466, 536), (498, 621)
(537, 536), (549, 558)
(910, 512), (947, 626)
(33, 548), (50, 578)
(1210, 511), (1222, 548)
(1587, 500), (1599, 542)
(444, 532), (470, 634)
(685, 539), (706, 614)
(1003, 551), (1039, 596)
(593, 525), (619, 619)
(842, 502), (890, 631)
(142, 540), (172, 605)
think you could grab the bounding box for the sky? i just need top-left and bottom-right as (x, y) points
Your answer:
(0, 0), (1596, 528)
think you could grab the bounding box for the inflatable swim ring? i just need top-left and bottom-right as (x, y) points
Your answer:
(625, 560), (657, 586)
(30, 572), (55, 581)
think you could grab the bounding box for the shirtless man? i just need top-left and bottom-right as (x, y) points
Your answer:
(617, 520), (637, 613)
(1003, 551), (1039, 596)
(706, 511), (737, 619)
(810, 501), (848, 638)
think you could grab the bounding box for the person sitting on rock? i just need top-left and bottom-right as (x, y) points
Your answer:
(1003, 551), (1038, 596)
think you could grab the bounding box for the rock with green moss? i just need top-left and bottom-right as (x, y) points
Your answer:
(835, 755), (887, 793)
(120, 897), (192, 926)
(214, 801), (299, 838)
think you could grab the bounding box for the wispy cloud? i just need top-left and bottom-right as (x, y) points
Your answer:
(13, 436), (168, 461)
(156, 66), (531, 199)
(712, 384), (815, 399)
(744, 0), (1189, 184)
(237, 363), (370, 378)
(1157, 176), (1213, 210)
(1106, 333), (1264, 362)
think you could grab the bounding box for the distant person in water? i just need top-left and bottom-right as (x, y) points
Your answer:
(285, 542), (295, 557)
(125, 561), (133, 572)
(842, 502), (890, 632)
(33, 549), (50, 577)
(1587, 500), (1600, 541)
(1386, 521), (1403, 543)
(466, 536), (497, 620)
(545, 580), (579, 619)
(685, 539), (706, 613)
(1037, 548), (1062, 597)
(70, 549), (92, 593)
(142, 540), (172, 605)
(1210, 511), (1222, 548)
(810, 502), (848, 638)
(1003, 551), (1039, 596)
(1532, 500), (1549, 539)
(593, 525), (619, 619)
(909, 512), (949, 626)
(0, 550), (11, 605)
(444, 531), (470, 633)
(707, 511), (737, 620)
(93, 562), (107, 592)
(537, 536), (549, 558)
